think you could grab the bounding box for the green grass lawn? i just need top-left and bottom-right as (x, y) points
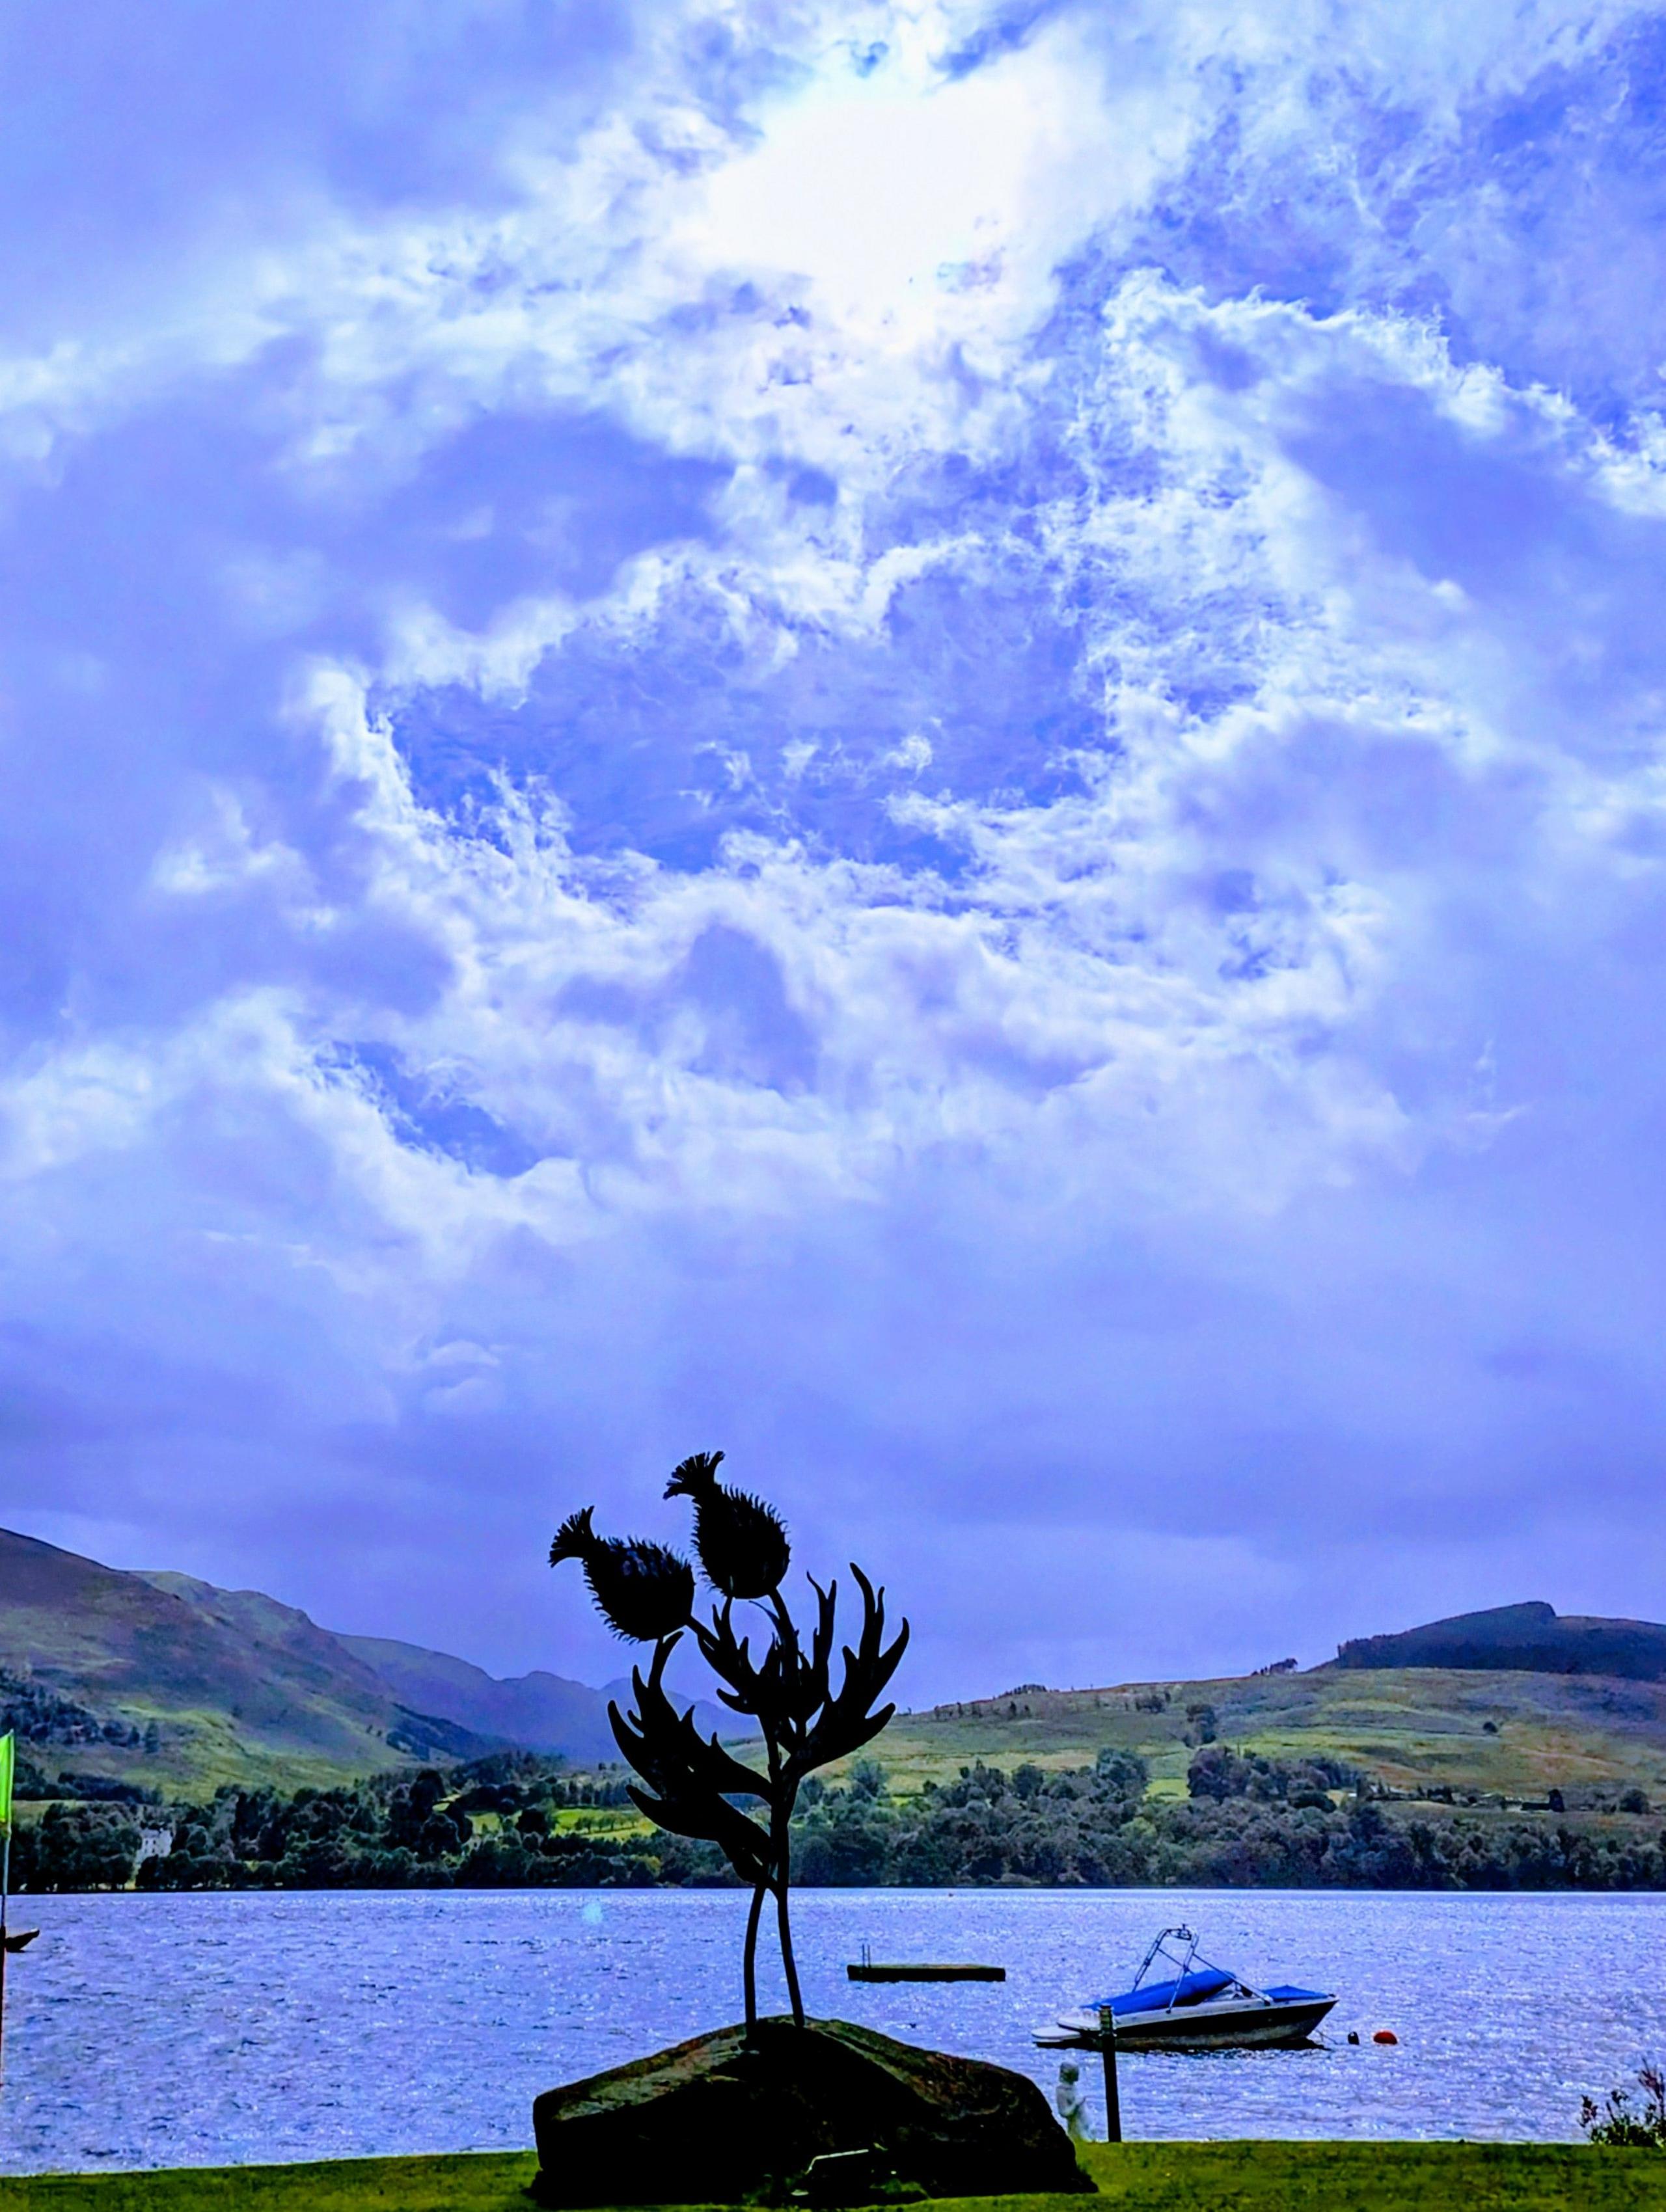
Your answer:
(0, 2153), (541, 2212)
(3, 2141), (1663, 2212)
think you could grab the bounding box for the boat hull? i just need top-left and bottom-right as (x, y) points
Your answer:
(1037, 1995), (1336, 2052)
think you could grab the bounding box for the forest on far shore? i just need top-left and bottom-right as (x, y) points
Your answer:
(12, 1742), (1666, 1895)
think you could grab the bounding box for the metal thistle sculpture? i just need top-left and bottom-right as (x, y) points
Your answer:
(550, 1451), (908, 2029)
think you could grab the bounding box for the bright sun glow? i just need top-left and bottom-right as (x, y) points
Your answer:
(684, 35), (1113, 331)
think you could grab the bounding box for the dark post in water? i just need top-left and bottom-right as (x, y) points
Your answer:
(1098, 2006), (1121, 2143)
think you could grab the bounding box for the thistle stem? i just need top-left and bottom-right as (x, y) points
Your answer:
(774, 1874), (804, 2027)
(770, 1798), (804, 2027)
(769, 1589), (797, 1650)
(743, 1878), (765, 2032)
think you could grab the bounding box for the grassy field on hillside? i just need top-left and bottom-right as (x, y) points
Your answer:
(89, 1663), (1666, 1808)
(3, 2142), (1661, 2212)
(42, 1705), (420, 1800)
(847, 1667), (1666, 1805)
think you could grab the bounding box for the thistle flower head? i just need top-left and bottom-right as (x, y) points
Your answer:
(549, 1506), (694, 1642)
(665, 1449), (791, 1600)
(664, 1450), (724, 1501)
(549, 1506), (597, 1566)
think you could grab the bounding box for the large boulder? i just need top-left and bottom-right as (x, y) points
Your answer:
(531, 2016), (1094, 2205)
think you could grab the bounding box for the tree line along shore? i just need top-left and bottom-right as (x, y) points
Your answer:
(12, 1744), (1666, 1894)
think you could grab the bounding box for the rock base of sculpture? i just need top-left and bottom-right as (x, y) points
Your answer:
(530, 2016), (1095, 2206)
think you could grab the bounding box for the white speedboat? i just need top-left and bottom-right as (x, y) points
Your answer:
(1035, 1924), (1336, 2052)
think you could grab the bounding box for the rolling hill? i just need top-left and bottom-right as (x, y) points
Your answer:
(0, 1526), (491, 1791)
(0, 1528), (631, 1792)
(864, 1660), (1666, 1805)
(0, 1525), (728, 1794)
(1335, 1598), (1666, 1679)
(8, 1520), (1666, 1813)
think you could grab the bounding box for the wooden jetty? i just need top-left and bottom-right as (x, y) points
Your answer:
(847, 1961), (1005, 1982)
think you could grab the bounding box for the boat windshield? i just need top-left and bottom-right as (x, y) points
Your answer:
(1093, 1925), (1251, 2016)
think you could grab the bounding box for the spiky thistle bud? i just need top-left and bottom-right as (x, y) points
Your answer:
(664, 1450), (791, 1600)
(549, 1506), (694, 1642)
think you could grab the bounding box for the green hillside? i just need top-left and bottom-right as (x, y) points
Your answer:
(0, 1527), (702, 1800)
(0, 1528), (490, 1794)
(8, 1515), (1666, 1819)
(862, 1663), (1666, 1806)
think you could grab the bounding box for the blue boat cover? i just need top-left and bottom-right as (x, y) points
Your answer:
(1261, 1985), (1327, 2004)
(1091, 1968), (1235, 2016)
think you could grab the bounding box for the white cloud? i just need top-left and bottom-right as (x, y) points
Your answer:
(8, 1), (1666, 1686)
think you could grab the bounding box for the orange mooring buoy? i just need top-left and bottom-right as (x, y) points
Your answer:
(1373, 2029), (1399, 2045)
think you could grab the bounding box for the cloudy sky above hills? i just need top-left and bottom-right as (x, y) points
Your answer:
(5, 0), (1666, 1697)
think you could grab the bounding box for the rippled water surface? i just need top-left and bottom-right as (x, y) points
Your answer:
(3, 1888), (1663, 2172)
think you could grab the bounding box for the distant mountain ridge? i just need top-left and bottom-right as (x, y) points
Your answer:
(1335, 1600), (1666, 1680)
(334, 1634), (726, 1762)
(335, 1634), (622, 1766)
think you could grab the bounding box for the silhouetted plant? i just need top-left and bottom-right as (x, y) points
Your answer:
(549, 1450), (908, 2028)
(1581, 2063), (1666, 2148)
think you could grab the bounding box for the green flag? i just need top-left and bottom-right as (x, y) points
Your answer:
(0, 1731), (13, 1839)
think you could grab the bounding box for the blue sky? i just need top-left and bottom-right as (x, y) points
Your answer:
(5, 0), (1666, 1699)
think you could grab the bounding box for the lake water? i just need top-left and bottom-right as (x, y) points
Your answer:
(2, 1889), (1663, 2174)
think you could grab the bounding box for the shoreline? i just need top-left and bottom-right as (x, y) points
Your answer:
(10, 1879), (1666, 1898)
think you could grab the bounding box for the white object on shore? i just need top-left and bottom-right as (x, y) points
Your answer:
(1054, 2059), (1090, 2141)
